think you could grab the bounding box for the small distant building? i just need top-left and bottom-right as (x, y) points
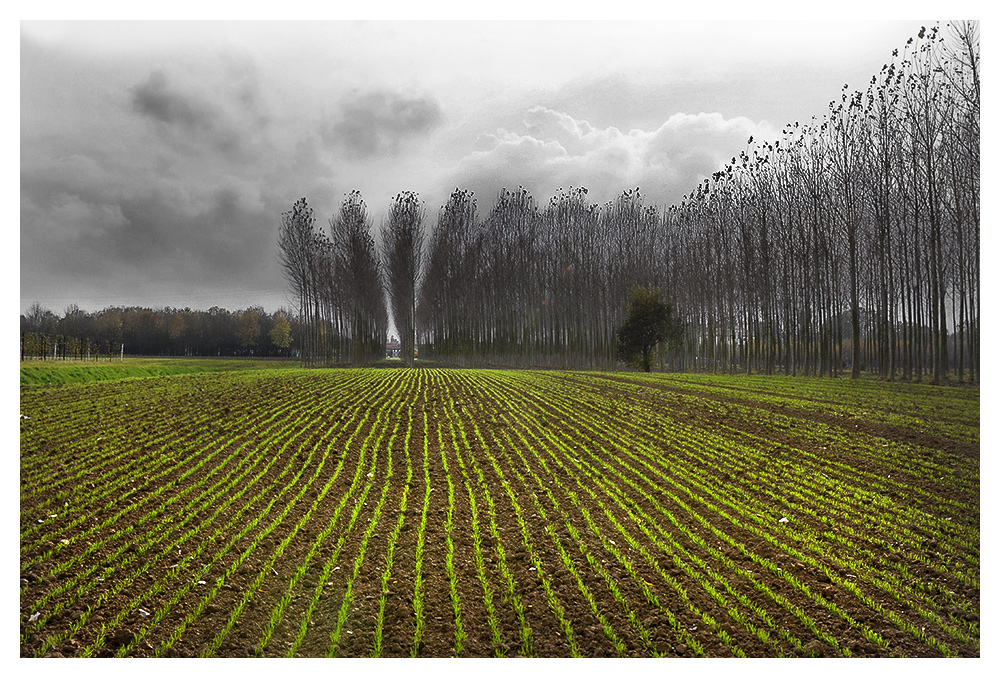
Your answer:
(386, 336), (402, 358)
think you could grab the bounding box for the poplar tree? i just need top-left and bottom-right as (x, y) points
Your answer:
(381, 191), (424, 367)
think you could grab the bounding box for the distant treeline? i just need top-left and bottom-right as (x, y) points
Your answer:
(20, 303), (299, 360)
(277, 22), (978, 381)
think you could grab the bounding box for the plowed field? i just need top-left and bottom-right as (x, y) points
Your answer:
(20, 368), (979, 658)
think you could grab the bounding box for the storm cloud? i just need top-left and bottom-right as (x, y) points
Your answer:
(129, 64), (270, 161)
(21, 50), (322, 312)
(20, 179), (284, 310)
(327, 90), (444, 159)
(132, 70), (215, 129)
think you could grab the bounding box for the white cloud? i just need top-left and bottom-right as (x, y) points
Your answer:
(456, 106), (776, 208)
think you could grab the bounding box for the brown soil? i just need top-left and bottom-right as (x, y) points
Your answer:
(20, 370), (980, 658)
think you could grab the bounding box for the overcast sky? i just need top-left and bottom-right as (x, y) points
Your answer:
(20, 15), (942, 317)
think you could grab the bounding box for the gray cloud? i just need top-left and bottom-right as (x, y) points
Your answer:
(131, 70), (215, 130)
(22, 180), (270, 276)
(132, 70), (218, 140)
(327, 90), (443, 158)
(21, 51), (336, 313)
(20, 137), (293, 312)
(129, 67), (268, 161)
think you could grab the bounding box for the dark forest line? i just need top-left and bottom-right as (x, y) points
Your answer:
(19, 303), (300, 360)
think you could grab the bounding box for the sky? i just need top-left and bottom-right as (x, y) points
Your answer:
(19, 11), (950, 318)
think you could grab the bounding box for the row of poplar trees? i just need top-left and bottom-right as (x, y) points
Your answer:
(278, 192), (388, 365)
(278, 21), (978, 380)
(663, 22), (979, 382)
(277, 190), (425, 366)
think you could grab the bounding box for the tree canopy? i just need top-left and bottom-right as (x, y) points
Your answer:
(616, 286), (683, 372)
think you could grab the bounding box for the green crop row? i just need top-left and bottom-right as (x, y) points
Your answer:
(21, 368), (978, 658)
(523, 370), (976, 656)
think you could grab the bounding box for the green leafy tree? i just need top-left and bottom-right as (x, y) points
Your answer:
(236, 307), (263, 353)
(270, 312), (293, 351)
(616, 286), (682, 372)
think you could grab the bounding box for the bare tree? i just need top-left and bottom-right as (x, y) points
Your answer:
(381, 191), (424, 367)
(330, 191), (387, 364)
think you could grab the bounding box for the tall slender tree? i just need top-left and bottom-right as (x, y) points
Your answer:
(381, 191), (424, 367)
